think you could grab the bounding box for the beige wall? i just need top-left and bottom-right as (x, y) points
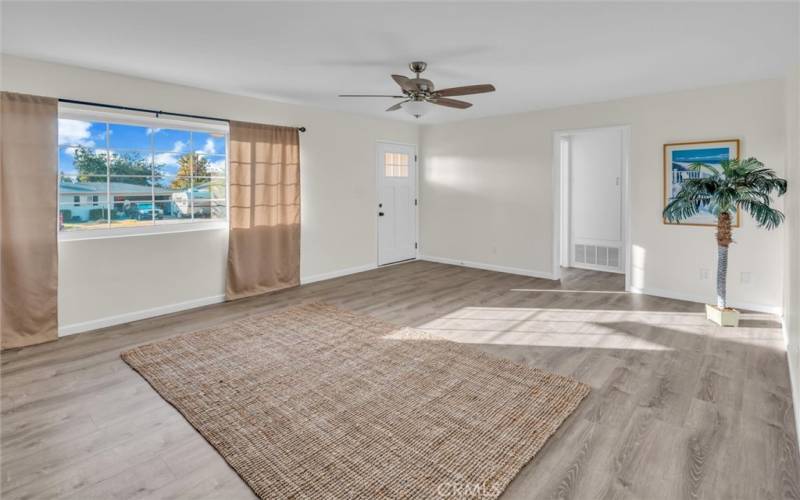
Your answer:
(1, 55), (419, 332)
(785, 65), (800, 439)
(1, 54), (791, 333)
(420, 79), (787, 312)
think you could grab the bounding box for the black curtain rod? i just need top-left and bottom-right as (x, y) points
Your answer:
(58, 98), (306, 133)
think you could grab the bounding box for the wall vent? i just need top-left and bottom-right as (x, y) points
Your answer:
(608, 247), (620, 268)
(575, 244), (586, 264)
(574, 243), (621, 271)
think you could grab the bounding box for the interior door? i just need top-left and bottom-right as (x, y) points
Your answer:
(568, 128), (624, 272)
(377, 142), (417, 266)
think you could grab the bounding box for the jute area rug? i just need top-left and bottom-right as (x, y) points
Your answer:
(122, 303), (589, 499)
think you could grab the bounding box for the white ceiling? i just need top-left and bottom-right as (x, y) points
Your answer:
(2, 2), (798, 123)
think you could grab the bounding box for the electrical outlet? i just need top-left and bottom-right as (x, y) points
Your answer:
(700, 268), (710, 280)
(740, 272), (751, 284)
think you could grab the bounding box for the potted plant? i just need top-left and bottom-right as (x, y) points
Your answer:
(663, 157), (787, 326)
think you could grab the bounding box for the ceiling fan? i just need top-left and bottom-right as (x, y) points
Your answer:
(339, 61), (496, 118)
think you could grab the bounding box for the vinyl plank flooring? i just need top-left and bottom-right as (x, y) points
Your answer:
(2, 261), (797, 499)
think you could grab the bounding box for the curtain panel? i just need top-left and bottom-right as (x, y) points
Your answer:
(1, 92), (59, 350)
(226, 122), (300, 300)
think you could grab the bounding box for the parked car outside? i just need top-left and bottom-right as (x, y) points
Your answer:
(136, 202), (164, 220)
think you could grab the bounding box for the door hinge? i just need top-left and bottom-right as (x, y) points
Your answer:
(414, 198), (418, 206)
(414, 155), (417, 162)
(415, 242), (418, 249)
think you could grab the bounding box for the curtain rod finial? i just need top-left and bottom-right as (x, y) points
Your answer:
(298, 127), (306, 133)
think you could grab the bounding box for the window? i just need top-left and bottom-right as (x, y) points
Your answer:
(384, 152), (409, 177)
(58, 110), (228, 235)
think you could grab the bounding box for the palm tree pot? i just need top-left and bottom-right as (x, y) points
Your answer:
(705, 304), (739, 327)
(663, 157), (787, 327)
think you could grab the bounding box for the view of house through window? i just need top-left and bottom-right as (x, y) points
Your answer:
(58, 114), (227, 232)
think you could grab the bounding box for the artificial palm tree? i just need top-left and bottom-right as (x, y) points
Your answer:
(663, 157), (787, 316)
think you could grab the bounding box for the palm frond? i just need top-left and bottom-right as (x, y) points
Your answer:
(719, 159), (737, 177)
(736, 199), (785, 229)
(663, 156), (787, 228)
(739, 172), (787, 196)
(689, 162), (722, 177)
(734, 188), (770, 205)
(663, 179), (712, 222)
(729, 157), (763, 177)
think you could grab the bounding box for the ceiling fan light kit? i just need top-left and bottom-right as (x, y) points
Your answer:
(338, 61), (495, 118)
(403, 99), (429, 118)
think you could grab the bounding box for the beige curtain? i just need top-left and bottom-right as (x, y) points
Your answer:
(1, 92), (58, 350)
(226, 122), (300, 300)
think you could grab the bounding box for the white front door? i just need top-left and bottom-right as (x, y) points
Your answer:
(377, 142), (417, 266)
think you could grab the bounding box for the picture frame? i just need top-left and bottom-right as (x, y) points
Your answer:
(663, 139), (740, 227)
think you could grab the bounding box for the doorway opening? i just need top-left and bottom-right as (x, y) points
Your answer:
(552, 126), (631, 290)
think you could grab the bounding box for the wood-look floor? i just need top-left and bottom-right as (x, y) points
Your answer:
(2, 261), (798, 499)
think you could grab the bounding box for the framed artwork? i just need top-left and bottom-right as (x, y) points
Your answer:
(663, 139), (740, 227)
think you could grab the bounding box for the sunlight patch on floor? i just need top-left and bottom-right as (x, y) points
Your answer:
(403, 306), (784, 351)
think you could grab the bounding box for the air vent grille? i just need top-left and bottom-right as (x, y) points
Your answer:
(575, 244), (586, 263)
(574, 244), (621, 271)
(608, 247), (620, 268)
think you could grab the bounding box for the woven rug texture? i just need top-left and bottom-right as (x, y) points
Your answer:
(121, 303), (589, 499)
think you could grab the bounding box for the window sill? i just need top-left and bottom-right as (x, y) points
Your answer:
(58, 221), (228, 242)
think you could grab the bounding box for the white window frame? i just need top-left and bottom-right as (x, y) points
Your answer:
(58, 104), (230, 241)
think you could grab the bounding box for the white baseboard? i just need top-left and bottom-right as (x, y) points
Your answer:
(58, 263), (383, 337)
(786, 337), (800, 445)
(58, 294), (226, 337)
(783, 314), (800, 445)
(420, 255), (556, 280)
(300, 263), (377, 285)
(629, 286), (782, 315)
(418, 256), (780, 314)
(58, 259), (781, 339)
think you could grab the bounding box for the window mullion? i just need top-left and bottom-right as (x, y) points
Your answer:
(190, 133), (194, 222)
(151, 128), (155, 225)
(105, 122), (111, 227)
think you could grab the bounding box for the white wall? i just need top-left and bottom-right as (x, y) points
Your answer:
(1, 55), (418, 333)
(1, 54), (791, 332)
(785, 65), (800, 440)
(420, 79), (787, 312)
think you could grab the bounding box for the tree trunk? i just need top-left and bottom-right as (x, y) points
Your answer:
(716, 212), (733, 309)
(717, 245), (728, 309)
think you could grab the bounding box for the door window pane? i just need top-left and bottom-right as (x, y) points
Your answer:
(384, 152), (409, 177)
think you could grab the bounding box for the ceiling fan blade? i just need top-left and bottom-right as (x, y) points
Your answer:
(339, 94), (406, 98)
(430, 97), (472, 109)
(435, 84), (496, 97)
(391, 74), (417, 92)
(386, 100), (409, 112)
